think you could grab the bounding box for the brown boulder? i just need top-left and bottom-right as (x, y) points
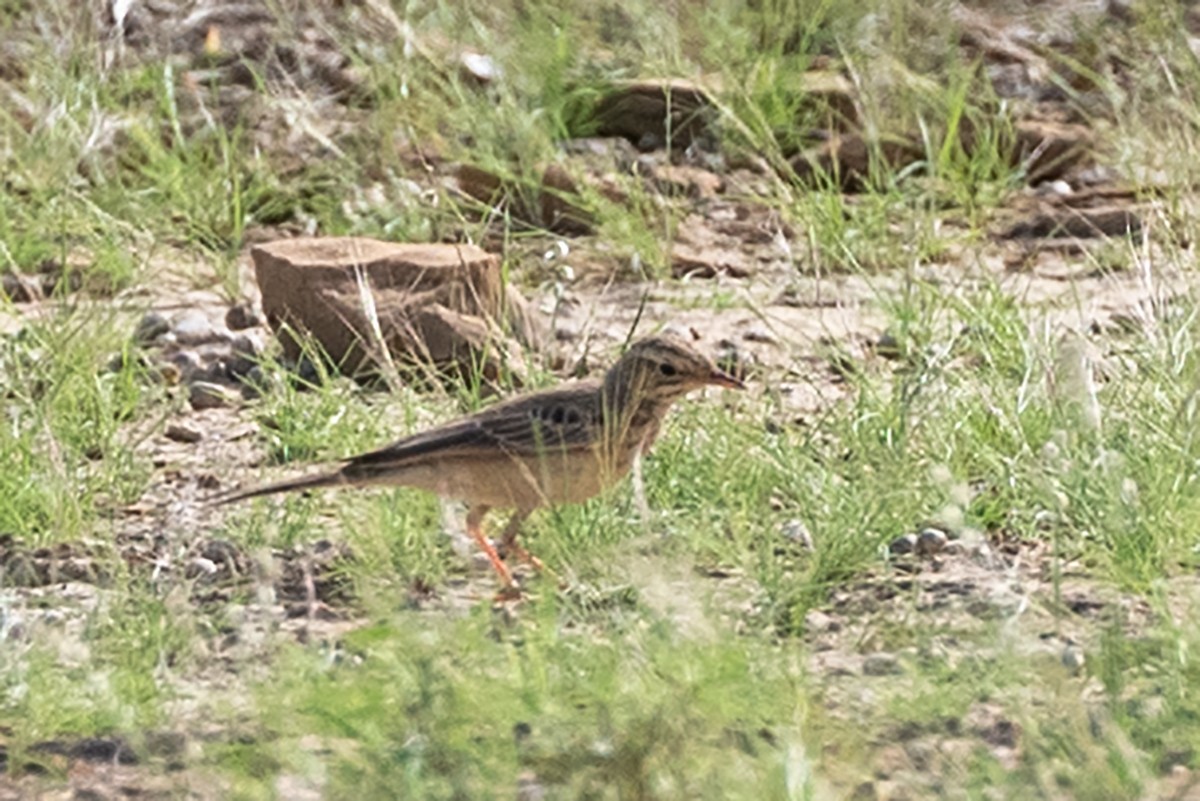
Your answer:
(592, 79), (718, 151)
(252, 237), (537, 384)
(796, 70), (861, 133)
(1013, 119), (1093, 184)
(455, 162), (627, 236)
(789, 133), (921, 191)
(1001, 204), (1142, 240)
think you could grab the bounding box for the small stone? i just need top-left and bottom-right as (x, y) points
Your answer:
(743, 329), (777, 344)
(941, 539), (966, 556)
(781, 519), (814, 550)
(133, 311), (170, 344)
(172, 312), (216, 346)
(156, 362), (182, 385)
(875, 332), (903, 360)
(188, 381), (237, 410)
(2, 273), (44, 303)
(889, 533), (918, 556)
(186, 557), (218, 577)
(1061, 644), (1086, 674)
(916, 528), (948, 557)
(905, 740), (935, 770)
(225, 303), (263, 332)
(232, 332), (263, 359)
(196, 355), (233, 383)
(143, 731), (187, 759)
(227, 358), (255, 381)
(971, 543), (998, 568)
(804, 609), (841, 633)
(297, 357), (321, 384)
(168, 350), (203, 380)
(516, 770), (545, 801)
(850, 782), (878, 801)
(165, 423), (203, 444)
(239, 365), (269, 399)
(863, 652), (903, 676)
(1039, 179), (1073, 197)
(459, 51), (502, 85)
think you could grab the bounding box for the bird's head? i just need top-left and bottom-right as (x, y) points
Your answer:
(604, 333), (744, 406)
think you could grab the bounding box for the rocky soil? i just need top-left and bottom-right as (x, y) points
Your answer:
(3, 0), (1199, 798)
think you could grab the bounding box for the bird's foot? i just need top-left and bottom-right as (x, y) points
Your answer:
(500, 541), (568, 590)
(493, 581), (525, 603)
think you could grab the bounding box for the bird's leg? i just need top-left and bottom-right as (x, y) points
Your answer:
(498, 509), (542, 570)
(465, 504), (517, 592)
(499, 509), (570, 589)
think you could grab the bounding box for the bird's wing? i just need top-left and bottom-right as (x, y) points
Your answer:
(342, 383), (603, 474)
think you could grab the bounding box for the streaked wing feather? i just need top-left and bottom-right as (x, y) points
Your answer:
(342, 387), (601, 473)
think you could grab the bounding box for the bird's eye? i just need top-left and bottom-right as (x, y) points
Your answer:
(659, 362), (678, 377)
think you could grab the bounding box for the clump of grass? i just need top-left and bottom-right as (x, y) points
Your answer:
(241, 601), (812, 799)
(0, 311), (162, 544)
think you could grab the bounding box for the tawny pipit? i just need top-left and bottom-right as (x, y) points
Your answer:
(216, 334), (744, 590)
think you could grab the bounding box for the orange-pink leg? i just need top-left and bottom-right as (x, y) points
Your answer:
(498, 510), (541, 567)
(500, 510), (568, 588)
(466, 505), (518, 594)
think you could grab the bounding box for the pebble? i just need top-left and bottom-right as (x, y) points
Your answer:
(915, 528), (948, 557)
(156, 362), (182, 385)
(971, 543), (999, 569)
(172, 312), (217, 346)
(460, 51), (502, 84)
(239, 365), (269, 399)
(850, 782), (878, 801)
(165, 423), (203, 443)
(143, 731), (188, 759)
(133, 311), (170, 344)
(188, 381), (238, 410)
(942, 539), (967, 556)
(225, 303), (263, 331)
(194, 356), (232, 383)
(904, 740), (935, 770)
(1061, 644), (1086, 674)
(297, 357), (321, 384)
(804, 609), (841, 633)
(516, 771), (545, 801)
(1037, 179), (1073, 197)
(780, 519), (814, 550)
(168, 350), (203, 378)
(889, 533), (918, 556)
(742, 328), (777, 345)
(186, 557), (218, 577)
(875, 332), (903, 360)
(228, 357), (256, 380)
(231, 332), (263, 358)
(2, 273), (43, 303)
(862, 652), (903, 676)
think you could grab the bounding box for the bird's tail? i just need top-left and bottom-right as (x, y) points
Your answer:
(209, 470), (349, 507)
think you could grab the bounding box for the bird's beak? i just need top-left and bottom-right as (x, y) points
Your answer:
(707, 368), (745, 390)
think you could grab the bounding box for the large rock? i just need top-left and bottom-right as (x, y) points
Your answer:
(789, 133), (922, 191)
(592, 79), (718, 151)
(252, 237), (536, 383)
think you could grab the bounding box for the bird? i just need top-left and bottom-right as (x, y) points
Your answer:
(214, 333), (744, 593)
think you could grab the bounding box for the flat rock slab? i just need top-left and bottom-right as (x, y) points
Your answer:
(252, 237), (531, 382)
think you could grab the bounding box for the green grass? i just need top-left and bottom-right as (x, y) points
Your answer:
(4, 0), (1200, 798)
